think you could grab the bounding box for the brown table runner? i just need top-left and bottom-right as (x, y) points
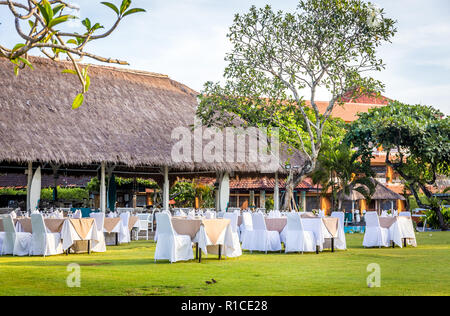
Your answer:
(379, 217), (397, 229)
(104, 217), (121, 233)
(69, 218), (94, 240)
(265, 218), (287, 233)
(0, 218), (65, 233)
(128, 216), (139, 231)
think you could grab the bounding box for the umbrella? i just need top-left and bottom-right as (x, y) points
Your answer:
(107, 174), (117, 211)
(30, 167), (41, 211)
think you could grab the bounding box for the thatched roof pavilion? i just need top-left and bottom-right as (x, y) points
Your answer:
(0, 56), (305, 211)
(338, 179), (406, 201)
(0, 56), (303, 175)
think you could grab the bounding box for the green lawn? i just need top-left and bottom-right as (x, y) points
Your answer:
(0, 232), (449, 296)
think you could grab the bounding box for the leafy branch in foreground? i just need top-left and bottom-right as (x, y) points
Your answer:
(0, 0), (146, 108)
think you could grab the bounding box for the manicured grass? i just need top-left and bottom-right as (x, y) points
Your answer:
(0, 232), (449, 296)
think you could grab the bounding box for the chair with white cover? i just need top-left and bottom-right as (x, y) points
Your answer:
(1, 215), (32, 256)
(330, 211), (347, 250)
(118, 212), (131, 244)
(268, 210), (281, 218)
(136, 214), (150, 240)
(239, 211), (253, 243)
(154, 212), (193, 263)
(30, 213), (63, 256)
(284, 212), (316, 253)
(363, 212), (389, 248)
(72, 209), (82, 219)
(399, 211), (411, 217)
(223, 212), (242, 257)
(89, 212), (106, 252)
(242, 212), (281, 253)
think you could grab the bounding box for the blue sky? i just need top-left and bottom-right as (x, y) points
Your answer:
(1, 0), (449, 114)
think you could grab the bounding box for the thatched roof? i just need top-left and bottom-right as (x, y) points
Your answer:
(338, 179), (406, 201)
(0, 56), (304, 174)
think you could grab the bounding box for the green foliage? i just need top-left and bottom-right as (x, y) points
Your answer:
(86, 177), (158, 193)
(346, 100), (449, 229)
(265, 196), (274, 211)
(2, 0), (145, 109)
(169, 181), (215, 208)
(170, 182), (196, 208)
(311, 143), (375, 211)
(0, 187), (87, 201)
(423, 207), (450, 229)
(196, 0), (396, 182)
(0, 188), (27, 196)
(41, 187), (89, 201)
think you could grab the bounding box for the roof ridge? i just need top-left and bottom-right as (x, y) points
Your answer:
(28, 55), (170, 79)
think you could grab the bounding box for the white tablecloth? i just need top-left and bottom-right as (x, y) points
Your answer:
(388, 216), (417, 247)
(195, 222), (238, 257)
(61, 219), (100, 251)
(280, 218), (346, 251)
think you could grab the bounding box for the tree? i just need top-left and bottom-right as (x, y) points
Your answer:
(0, 0), (145, 108)
(196, 0), (396, 210)
(311, 143), (375, 212)
(345, 101), (450, 230)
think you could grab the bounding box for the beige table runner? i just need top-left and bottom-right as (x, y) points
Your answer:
(171, 218), (230, 245)
(322, 217), (339, 237)
(128, 216), (139, 231)
(104, 217), (121, 233)
(172, 218), (202, 239)
(69, 218), (94, 240)
(202, 219), (230, 245)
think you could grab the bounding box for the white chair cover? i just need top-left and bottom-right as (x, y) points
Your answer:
(89, 212), (106, 252)
(119, 212), (131, 244)
(136, 213), (150, 240)
(268, 210), (282, 218)
(10, 211), (17, 219)
(363, 212), (389, 248)
(30, 213), (63, 256)
(330, 211), (347, 250)
(239, 211), (253, 243)
(222, 212), (242, 257)
(242, 212), (281, 253)
(154, 212), (193, 263)
(283, 212), (316, 253)
(72, 209), (82, 219)
(1, 215), (32, 256)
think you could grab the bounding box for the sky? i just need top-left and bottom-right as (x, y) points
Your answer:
(1, 0), (449, 115)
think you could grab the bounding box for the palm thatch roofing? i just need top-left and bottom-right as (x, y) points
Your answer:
(338, 179), (406, 201)
(0, 56), (305, 176)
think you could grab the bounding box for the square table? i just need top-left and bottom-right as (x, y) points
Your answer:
(171, 217), (234, 262)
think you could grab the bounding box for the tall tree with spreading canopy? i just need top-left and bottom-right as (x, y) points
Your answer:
(196, 0), (396, 210)
(0, 0), (145, 108)
(345, 101), (449, 230)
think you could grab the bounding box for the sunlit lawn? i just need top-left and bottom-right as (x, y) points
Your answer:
(0, 232), (449, 296)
